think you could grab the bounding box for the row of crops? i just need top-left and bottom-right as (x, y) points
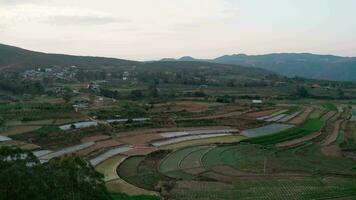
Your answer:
(256, 107), (301, 123)
(241, 123), (294, 138)
(248, 118), (324, 145)
(150, 129), (237, 147)
(169, 177), (356, 200)
(158, 142), (356, 179)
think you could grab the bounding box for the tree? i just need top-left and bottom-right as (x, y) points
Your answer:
(296, 85), (309, 98)
(148, 82), (158, 97)
(0, 115), (4, 127)
(130, 90), (144, 99)
(0, 147), (111, 200)
(338, 88), (345, 99)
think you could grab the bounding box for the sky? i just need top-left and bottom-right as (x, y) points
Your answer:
(0, 0), (356, 60)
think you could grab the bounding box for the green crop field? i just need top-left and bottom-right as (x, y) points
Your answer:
(169, 177), (356, 200)
(323, 102), (338, 111)
(248, 118), (324, 145)
(159, 146), (206, 174)
(284, 106), (300, 114)
(179, 146), (212, 170)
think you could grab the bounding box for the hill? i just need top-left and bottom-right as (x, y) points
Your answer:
(0, 43), (139, 71)
(162, 53), (356, 81)
(0, 43), (274, 82)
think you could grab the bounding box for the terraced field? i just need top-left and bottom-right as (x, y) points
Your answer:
(170, 177), (356, 200)
(112, 103), (356, 199)
(117, 140), (356, 199)
(248, 118), (324, 145)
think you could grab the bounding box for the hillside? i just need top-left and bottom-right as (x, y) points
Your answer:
(0, 43), (139, 71)
(162, 53), (356, 81)
(0, 43), (274, 80)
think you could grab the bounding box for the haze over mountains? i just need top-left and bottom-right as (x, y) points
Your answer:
(162, 53), (356, 82)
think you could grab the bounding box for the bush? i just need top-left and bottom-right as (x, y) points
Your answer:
(37, 125), (60, 137)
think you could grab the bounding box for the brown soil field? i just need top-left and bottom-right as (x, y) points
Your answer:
(184, 110), (243, 120)
(20, 143), (41, 150)
(216, 116), (265, 130)
(77, 139), (122, 156)
(322, 119), (343, 146)
(1, 125), (42, 136)
(289, 108), (313, 124)
(321, 111), (337, 121)
(0, 140), (40, 150)
(321, 144), (342, 157)
(118, 133), (162, 145)
(151, 101), (210, 113)
(122, 146), (157, 156)
(81, 135), (111, 143)
(245, 109), (279, 118)
(276, 132), (322, 148)
(115, 126), (232, 143)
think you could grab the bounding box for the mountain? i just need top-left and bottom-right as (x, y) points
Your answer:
(0, 43), (273, 80)
(0, 43), (139, 71)
(162, 53), (356, 81)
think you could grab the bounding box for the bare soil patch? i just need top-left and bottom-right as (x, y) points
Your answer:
(152, 101), (210, 113)
(289, 108), (313, 124)
(276, 132), (322, 148)
(246, 109), (279, 118)
(1, 126), (42, 136)
(118, 133), (162, 145)
(77, 139), (122, 156)
(321, 144), (342, 157)
(122, 146), (158, 156)
(81, 135), (111, 143)
(322, 119), (343, 146)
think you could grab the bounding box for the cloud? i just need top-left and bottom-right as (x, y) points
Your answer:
(0, 4), (125, 26)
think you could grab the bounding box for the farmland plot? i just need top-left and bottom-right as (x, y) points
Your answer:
(159, 146), (207, 174)
(279, 111), (301, 122)
(276, 131), (322, 148)
(159, 128), (238, 138)
(249, 118), (324, 145)
(77, 139), (122, 156)
(289, 108), (313, 124)
(90, 145), (132, 166)
(265, 114), (288, 122)
(180, 146), (212, 170)
(241, 123), (294, 138)
(257, 109), (288, 121)
(159, 135), (245, 150)
(39, 142), (94, 162)
(169, 177), (356, 200)
(151, 133), (232, 147)
(321, 111), (337, 121)
(246, 109), (279, 118)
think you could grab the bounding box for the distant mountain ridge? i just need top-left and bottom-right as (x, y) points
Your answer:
(162, 53), (356, 81)
(0, 43), (273, 80)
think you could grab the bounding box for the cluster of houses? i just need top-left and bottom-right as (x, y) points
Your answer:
(23, 66), (78, 81)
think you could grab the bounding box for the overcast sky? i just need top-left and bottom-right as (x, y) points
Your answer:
(0, 0), (355, 60)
